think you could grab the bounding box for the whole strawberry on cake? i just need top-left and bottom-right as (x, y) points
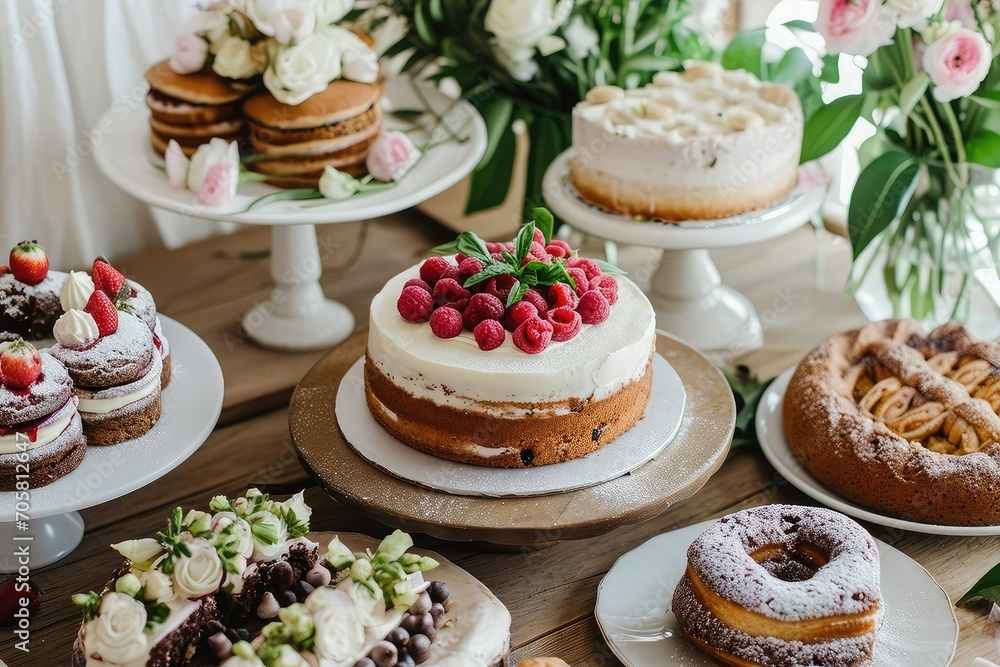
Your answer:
(365, 208), (657, 467)
(0, 241), (68, 341)
(0, 339), (86, 490)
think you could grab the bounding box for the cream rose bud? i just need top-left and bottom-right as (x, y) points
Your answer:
(169, 34), (209, 75)
(85, 593), (148, 664)
(138, 568), (175, 603)
(923, 27), (991, 102)
(815, 0), (895, 57)
(111, 538), (165, 565)
(172, 538), (225, 599)
(366, 131), (420, 182)
(212, 36), (265, 80)
(886, 0), (944, 28)
(188, 138), (240, 199)
(263, 30), (342, 105)
(248, 511), (289, 560)
(319, 166), (360, 199)
(279, 491), (313, 525)
(212, 511), (255, 558)
(165, 140), (191, 189)
(341, 48), (379, 84)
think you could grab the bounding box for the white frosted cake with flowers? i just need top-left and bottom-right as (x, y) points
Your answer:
(570, 61), (803, 221)
(365, 210), (657, 468)
(73, 488), (510, 667)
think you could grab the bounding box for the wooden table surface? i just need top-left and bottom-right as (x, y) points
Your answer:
(3, 213), (997, 666)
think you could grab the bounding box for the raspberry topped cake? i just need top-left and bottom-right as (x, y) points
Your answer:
(0, 339), (86, 491)
(365, 208), (657, 467)
(570, 61), (803, 221)
(0, 241), (68, 341)
(73, 489), (511, 667)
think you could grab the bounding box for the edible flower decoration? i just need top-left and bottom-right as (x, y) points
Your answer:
(397, 207), (625, 354)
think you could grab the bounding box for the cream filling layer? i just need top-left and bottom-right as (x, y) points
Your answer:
(0, 399), (76, 454)
(77, 355), (162, 415)
(368, 265), (656, 416)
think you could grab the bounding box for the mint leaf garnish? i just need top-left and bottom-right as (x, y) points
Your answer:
(958, 562), (1000, 606)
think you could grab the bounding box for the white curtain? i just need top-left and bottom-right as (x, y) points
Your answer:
(0, 1), (232, 269)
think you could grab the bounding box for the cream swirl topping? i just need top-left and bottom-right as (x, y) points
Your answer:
(60, 270), (95, 311)
(53, 309), (100, 348)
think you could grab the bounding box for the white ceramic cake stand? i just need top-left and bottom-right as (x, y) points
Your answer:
(0, 316), (223, 571)
(93, 78), (487, 351)
(543, 150), (825, 355)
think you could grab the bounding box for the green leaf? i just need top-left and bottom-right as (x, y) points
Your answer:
(800, 94), (865, 163)
(507, 280), (529, 307)
(958, 561), (1000, 605)
(965, 129), (1000, 168)
(532, 207), (554, 244)
(721, 29), (766, 78)
(390, 108), (427, 120)
(720, 366), (774, 449)
(523, 114), (568, 221)
(515, 222), (535, 263)
(245, 188), (323, 211)
(465, 121), (516, 214)
(898, 73), (930, 124)
(593, 259), (627, 276)
(769, 48), (814, 88)
(782, 19), (816, 31)
(456, 231), (491, 261)
(820, 53), (841, 84)
(413, 2), (436, 46)
(464, 262), (515, 287)
(475, 97), (514, 176)
(848, 151), (919, 260)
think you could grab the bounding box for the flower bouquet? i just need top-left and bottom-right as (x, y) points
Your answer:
(379, 0), (717, 217)
(802, 0), (1000, 322)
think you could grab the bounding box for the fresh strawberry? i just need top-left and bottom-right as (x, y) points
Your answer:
(84, 290), (119, 336)
(92, 257), (126, 299)
(0, 339), (42, 389)
(8, 241), (48, 286)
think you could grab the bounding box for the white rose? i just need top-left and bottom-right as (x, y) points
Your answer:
(212, 511), (256, 558)
(190, 10), (232, 45)
(305, 587), (365, 660)
(187, 138), (240, 195)
(342, 47), (379, 83)
(212, 36), (265, 79)
(886, 0), (944, 28)
(485, 0), (571, 80)
(248, 0), (350, 36)
(111, 538), (164, 566)
(84, 593), (148, 665)
(313, 0), (353, 24)
(272, 7), (316, 44)
(172, 538), (225, 599)
(318, 166), (360, 200)
(264, 29), (342, 105)
(137, 568), (175, 603)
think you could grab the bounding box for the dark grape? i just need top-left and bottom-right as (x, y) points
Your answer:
(386, 626), (410, 649)
(396, 654), (415, 667)
(409, 634), (431, 664)
(400, 614), (421, 635)
(415, 613), (436, 642)
(428, 581), (450, 603)
(275, 590), (297, 607)
(368, 640), (398, 667)
(270, 561), (295, 589)
(294, 580), (315, 602)
(429, 603), (445, 627)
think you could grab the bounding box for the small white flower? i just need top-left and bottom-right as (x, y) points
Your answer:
(172, 538), (225, 599)
(264, 28), (342, 105)
(84, 593), (148, 664)
(111, 538), (165, 565)
(187, 138), (241, 205)
(272, 7), (316, 44)
(342, 47), (380, 83)
(319, 166), (360, 200)
(886, 0), (944, 28)
(563, 15), (598, 59)
(212, 36), (265, 79)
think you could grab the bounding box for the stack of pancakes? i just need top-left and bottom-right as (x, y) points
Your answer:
(145, 60), (254, 157)
(242, 79), (384, 188)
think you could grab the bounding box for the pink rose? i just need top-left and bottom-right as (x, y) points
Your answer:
(366, 131), (420, 182)
(164, 140), (190, 188)
(945, 0), (977, 28)
(815, 0), (895, 56)
(197, 161), (238, 206)
(923, 28), (991, 102)
(169, 35), (209, 75)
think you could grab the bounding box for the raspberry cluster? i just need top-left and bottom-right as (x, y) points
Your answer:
(396, 226), (620, 354)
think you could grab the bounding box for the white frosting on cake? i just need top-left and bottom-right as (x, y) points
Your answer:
(572, 61), (802, 191)
(0, 396), (77, 454)
(368, 264), (656, 417)
(76, 354), (162, 415)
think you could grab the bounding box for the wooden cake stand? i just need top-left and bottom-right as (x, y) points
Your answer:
(289, 331), (735, 547)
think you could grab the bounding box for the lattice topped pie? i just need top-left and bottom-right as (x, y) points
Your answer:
(784, 319), (1000, 526)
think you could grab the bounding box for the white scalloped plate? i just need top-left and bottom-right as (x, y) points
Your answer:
(596, 518), (957, 666)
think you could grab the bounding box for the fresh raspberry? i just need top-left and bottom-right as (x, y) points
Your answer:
(532, 228), (545, 245)
(490, 252), (505, 262)
(503, 300), (538, 331)
(440, 265), (460, 283)
(546, 282), (578, 310)
(458, 257), (484, 282)
(589, 274), (619, 305)
(577, 290), (610, 324)
(419, 257), (451, 286)
(463, 293), (505, 330)
(566, 268), (589, 296)
(485, 242), (505, 253)
(567, 257), (601, 280)
(546, 240), (573, 257)
(429, 307), (463, 339)
(84, 290), (120, 336)
(404, 278), (432, 293)
(454, 253), (469, 264)
(473, 319), (505, 351)
(546, 307), (582, 342)
(432, 278), (471, 312)
(397, 285), (434, 323)
(544, 243), (567, 259)
(522, 289), (547, 316)
(484, 274), (517, 301)
(513, 316), (553, 354)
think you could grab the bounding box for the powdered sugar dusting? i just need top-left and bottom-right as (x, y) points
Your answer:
(49, 314), (155, 389)
(0, 353), (74, 425)
(686, 505), (881, 622)
(126, 280), (157, 330)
